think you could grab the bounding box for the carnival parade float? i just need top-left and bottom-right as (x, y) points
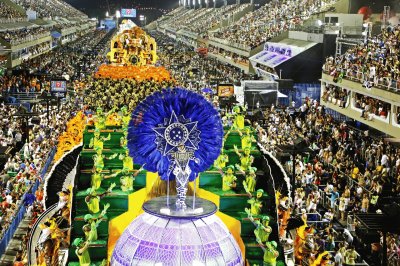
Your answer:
(63, 23), (289, 266)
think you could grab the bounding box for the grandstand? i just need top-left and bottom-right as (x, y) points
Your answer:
(0, 0), (94, 68)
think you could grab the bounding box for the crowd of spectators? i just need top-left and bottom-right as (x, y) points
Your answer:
(255, 96), (400, 264)
(154, 31), (252, 91)
(164, 4), (251, 37)
(213, 0), (336, 49)
(354, 93), (391, 120)
(322, 84), (350, 108)
(0, 27), (49, 45)
(11, 0), (86, 19)
(323, 25), (400, 91)
(0, 1), (26, 23)
(0, 27), (112, 264)
(208, 45), (249, 66)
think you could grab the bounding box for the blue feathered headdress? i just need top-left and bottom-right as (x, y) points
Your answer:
(128, 88), (223, 181)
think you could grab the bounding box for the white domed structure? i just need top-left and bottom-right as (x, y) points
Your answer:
(111, 212), (243, 266)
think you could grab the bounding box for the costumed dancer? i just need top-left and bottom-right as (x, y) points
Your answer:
(220, 165), (237, 192)
(118, 147), (134, 171)
(213, 130), (231, 170)
(72, 238), (91, 266)
(242, 167), (257, 194)
(246, 189), (264, 216)
(246, 211), (272, 245)
(89, 128), (111, 150)
(234, 145), (254, 172)
(120, 130), (128, 148)
(83, 203), (110, 242)
(232, 105), (245, 130)
(85, 183), (116, 214)
(92, 146), (118, 170)
(115, 165), (144, 192)
(91, 166), (120, 190)
(263, 241), (279, 266)
(93, 107), (116, 130)
(238, 126), (256, 150)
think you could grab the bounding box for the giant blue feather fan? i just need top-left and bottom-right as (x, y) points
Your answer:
(127, 88), (223, 182)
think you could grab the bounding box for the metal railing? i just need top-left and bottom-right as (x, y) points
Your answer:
(322, 67), (400, 93)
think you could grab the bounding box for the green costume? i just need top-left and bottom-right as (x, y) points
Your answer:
(248, 189), (264, 216)
(84, 221), (99, 242)
(119, 148), (134, 171)
(222, 166), (237, 192)
(83, 205), (109, 242)
(89, 128), (111, 150)
(119, 167), (134, 192)
(214, 153), (229, 170)
(86, 194), (100, 214)
(240, 127), (255, 150)
(255, 216), (272, 244)
(91, 170), (102, 190)
(235, 146), (254, 172)
(244, 167), (257, 193)
(232, 106), (245, 130)
(121, 106), (131, 128)
(263, 241), (279, 266)
(73, 238), (91, 266)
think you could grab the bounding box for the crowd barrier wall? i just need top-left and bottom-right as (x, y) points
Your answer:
(0, 147), (56, 256)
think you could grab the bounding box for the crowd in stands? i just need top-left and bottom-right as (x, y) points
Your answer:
(0, 28), (112, 264)
(208, 45), (249, 66)
(19, 29), (108, 79)
(0, 27), (49, 45)
(256, 96), (400, 264)
(354, 93), (390, 120)
(0, 1), (26, 23)
(12, 0), (86, 19)
(322, 84), (350, 108)
(323, 25), (400, 91)
(187, 4), (251, 36)
(154, 32), (252, 90)
(213, 0), (336, 49)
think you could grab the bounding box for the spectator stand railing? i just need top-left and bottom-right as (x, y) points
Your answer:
(322, 68), (400, 93)
(0, 146), (56, 256)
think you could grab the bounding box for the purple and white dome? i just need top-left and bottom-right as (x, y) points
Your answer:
(111, 212), (243, 266)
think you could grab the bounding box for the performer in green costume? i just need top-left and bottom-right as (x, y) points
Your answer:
(243, 167), (257, 194)
(255, 216), (272, 244)
(89, 128), (111, 150)
(91, 167), (119, 190)
(72, 238), (91, 266)
(246, 189), (264, 216)
(115, 165), (144, 192)
(234, 145), (254, 172)
(82, 203), (110, 242)
(93, 146), (117, 170)
(221, 165), (237, 192)
(118, 147), (134, 171)
(85, 184), (115, 214)
(238, 126), (256, 150)
(263, 241), (279, 266)
(232, 106), (245, 130)
(120, 130), (128, 147)
(94, 107), (116, 130)
(214, 149), (229, 170)
(120, 105), (131, 128)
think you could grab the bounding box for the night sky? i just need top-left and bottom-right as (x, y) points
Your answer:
(65, 0), (178, 21)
